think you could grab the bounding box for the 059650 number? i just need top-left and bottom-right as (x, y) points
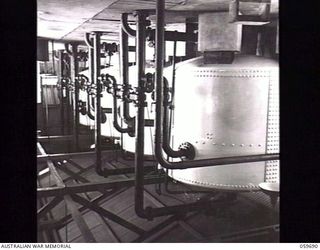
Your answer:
(300, 244), (318, 248)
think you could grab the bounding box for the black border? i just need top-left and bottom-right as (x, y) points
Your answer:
(0, 0), (37, 242)
(279, 0), (320, 242)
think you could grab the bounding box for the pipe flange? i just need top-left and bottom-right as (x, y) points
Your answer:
(178, 142), (196, 160)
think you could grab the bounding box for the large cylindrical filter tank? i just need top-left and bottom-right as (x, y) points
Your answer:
(167, 54), (279, 191)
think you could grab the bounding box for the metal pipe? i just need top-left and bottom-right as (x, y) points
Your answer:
(70, 43), (80, 151)
(121, 13), (136, 37)
(86, 93), (95, 120)
(162, 78), (185, 158)
(108, 74), (133, 134)
(84, 33), (94, 48)
(51, 40), (56, 74)
(64, 43), (72, 56)
(62, 50), (72, 136)
(57, 50), (65, 134)
(134, 11), (148, 218)
(120, 26), (135, 128)
(168, 38), (176, 143)
(93, 32), (103, 175)
(86, 39), (107, 123)
(86, 45), (96, 120)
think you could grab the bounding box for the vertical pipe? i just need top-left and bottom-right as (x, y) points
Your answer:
(120, 27), (134, 125)
(93, 32), (102, 174)
(256, 28), (265, 57)
(64, 53), (71, 136)
(66, 87), (71, 135)
(168, 39), (176, 143)
(51, 40), (56, 75)
(154, 0), (165, 165)
(134, 11), (147, 216)
(58, 50), (65, 135)
(89, 47), (94, 92)
(70, 43), (79, 151)
(88, 45), (95, 112)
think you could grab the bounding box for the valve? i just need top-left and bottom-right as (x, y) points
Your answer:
(78, 100), (87, 115)
(75, 74), (89, 91)
(77, 51), (88, 62)
(102, 42), (118, 56)
(60, 77), (73, 91)
(144, 73), (154, 93)
(101, 111), (107, 124)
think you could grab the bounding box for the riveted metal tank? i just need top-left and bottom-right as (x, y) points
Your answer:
(167, 54), (279, 191)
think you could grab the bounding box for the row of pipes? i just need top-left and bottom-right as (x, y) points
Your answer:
(56, 0), (279, 220)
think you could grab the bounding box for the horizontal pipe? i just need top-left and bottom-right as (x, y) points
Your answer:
(156, 153), (279, 170)
(37, 135), (91, 142)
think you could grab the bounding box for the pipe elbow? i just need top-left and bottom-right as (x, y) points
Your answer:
(64, 43), (72, 56)
(121, 13), (136, 37)
(113, 120), (133, 134)
(84, 33), (94, 48)
(135, 205), (154, 221)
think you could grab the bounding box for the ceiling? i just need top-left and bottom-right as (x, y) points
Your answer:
(37, 0), (279, 43)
